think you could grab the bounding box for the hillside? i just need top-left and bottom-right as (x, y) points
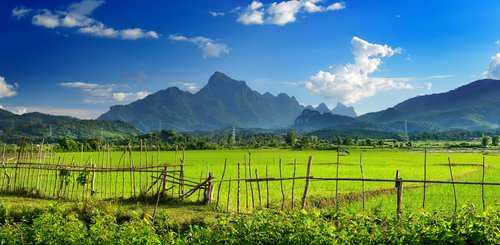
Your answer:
(359, 79), (500, 131)
(0, 110), (140, 143)
(98, 72), (305, 131)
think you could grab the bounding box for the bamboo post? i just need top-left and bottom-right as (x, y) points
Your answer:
(226, 177), (232, 212)
(152, 171), (164, 225)
(139, 140), (143, 195)
(360, 152), (365, 212)
(265, 160), (270, 208)
(422, 149), (427, 209)
(91, 162), (96, 196)
(145, 141), (149, 194)
(395, 170), (403, 216)
(279, 159), (286, 210)
(122, 147), (126, 199)
(205, 172), (214, 204)
(244, 155), (248, 209)
(335, 146), (340, 211)
(482, 156), (486, 211)
(1, 144), (6, 191)
(301, 156), (313, 210)
(172, 144), (177, 196)
(108, 145), (113, 198)
(101, 145), (105, 199)
(130, 144), (136, 198)
(291, 159), (297, 209)
(448, 157), (457, 213)
(248, 150), (255, 209)
(26, 144), (33, 191)
(237, 163), (241, 213)
(255, 169), (262, 207)
(53, 157), (61, 198)
(197, 171), (203, 201)
(180, 149), (185, 198)
(216, 159), (227, 208)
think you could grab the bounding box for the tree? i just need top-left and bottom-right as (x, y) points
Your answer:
(285, 131), (298, 147)
(492, 136), (499, 146)
(482, 135), (492, 148)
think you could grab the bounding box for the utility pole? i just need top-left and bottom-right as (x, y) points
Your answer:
(232, 126), (236, 145)
(404, 120), (409, 142)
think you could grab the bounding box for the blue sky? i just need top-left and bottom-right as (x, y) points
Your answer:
(0, 0), (499, 118)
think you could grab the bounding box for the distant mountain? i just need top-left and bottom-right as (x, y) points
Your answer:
(98, 72), (305, 131)
(0, 109), (139, 143)
(359, 79), (500, 131)
(293, 109), (373, 130)
(315, 103), (331, 114)
(331, 102), (357, 117)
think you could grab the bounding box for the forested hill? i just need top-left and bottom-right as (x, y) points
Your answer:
(98, 72), (305, 131)
(0, 109), (140, 143)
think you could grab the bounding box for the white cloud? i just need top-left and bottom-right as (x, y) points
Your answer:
(26, 0), (158, 40)
(424, 82), (432, 91)
(237, 0), (345, 26)
(484, 53), (500, 79)
(32, 10), (60, 28)
(60, 81), (149, 103)
(209, 11), (225, 17)
(112, 91), (149, 102)
(169, 34), (230, 59)
(305, 36), (413, 103)
(171, 81), (199, 93)
(0, 77), (17, 99)
(11, 6), (32, 19)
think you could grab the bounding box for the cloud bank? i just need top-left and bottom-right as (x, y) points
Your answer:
(169, 34), (230, 59)
(305, 36), (413, 103)
(238, 0), (345, 26)
(0, 77), (18, 99)
(60, 81), (149, 103)
(16, 0), (158, 40)
(484, 53), (500, 79)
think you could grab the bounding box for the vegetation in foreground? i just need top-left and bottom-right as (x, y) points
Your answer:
(0, 200), (497, 244)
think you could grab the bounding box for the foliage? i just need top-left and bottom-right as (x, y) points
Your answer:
(0, 203), (497, 244)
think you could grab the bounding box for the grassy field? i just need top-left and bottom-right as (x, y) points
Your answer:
(37, 148), (499, 215)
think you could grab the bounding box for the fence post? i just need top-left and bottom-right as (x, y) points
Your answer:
(216, 159), (227, 208)
(359, 152), (365, 212)
(301, 156), (313, 210)
(482, 156), (486, 211)
(395, 170), (403, 216)
(335, 146), (340, 211)
(422, 149), (427, 209)
(205, 172), (214, 204)
(447, 157), (457, 213)
(279, 159), (285, 210)
(237, 163), (241, 213)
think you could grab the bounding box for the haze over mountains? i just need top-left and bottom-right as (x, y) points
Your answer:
(97, 72), (500, 133)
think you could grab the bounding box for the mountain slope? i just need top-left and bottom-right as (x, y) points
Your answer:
(359, 79), (500, 130)
(0, 109), (140, 142)
(331, 102), (357, 117)
(98, 72), (304, 131)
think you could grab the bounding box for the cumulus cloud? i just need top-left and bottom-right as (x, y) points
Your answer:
(0, 77), (18, 99)
(60, 81), (149, 103)
(424, 82), (432, 91)
(305, 36), (413, 103)
(20, 0), (158, 40)
(11, 6), (32, 19)
(169, 34), (230, 59)
(484, 53), (500, 79)
(209, 11), (225, 17)
(171, 81), (199, 93)
(238, 0), (345, 26)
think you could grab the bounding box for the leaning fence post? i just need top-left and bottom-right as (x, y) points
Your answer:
(447, 157), (457, 213)
(360, 152), (365, 212)
(422, 149), (427, 209)
(301, 156), (313, 210)
(291, 159), (297, 209)
(279, 159), (285, 210)
(226, 177), (232, 212)
(205, 172), (215, 204)
(216, 159), (227, 208)
(255, 169), (262, 207)
(482, 156), (486, 211)
(237, 163), (241, 213)
(395, 170), (403, 216)
(335, 147), (340, 211)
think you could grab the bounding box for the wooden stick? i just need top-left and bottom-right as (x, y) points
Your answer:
(216, 159), (227, 208)
(139, 140), (143, 195)
(360, 152), (365, 212)
(197, 171), (203, 201)
(122, 147), (126, 199)
(152, 171), (164, 225)
(279, 159), (285, 210)
(422, 149), (427, 209)
(226, 177), (232, 212)
(145, 140), (149, 194)
(244, 155), (248, 209)
(265, 160), (269, 208)
(301, 156), (313, 210)
(482, 156), (486, 211)
(395, 170), (403, 216)
(291, 159), (297, 209)
(248, 150), (255, 209)
(255, 169), (262, 207)
(447, 157), (457, 213)
(172, 144), (177, 196)
(130, 144), (136, 198)
(237, 162), (241, 213)
(205, 172), (214, 204)
(335, 146), (340, 211)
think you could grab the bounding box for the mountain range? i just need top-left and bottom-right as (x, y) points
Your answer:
(98, 72), (304, 131)
(98, 72), (500, 133)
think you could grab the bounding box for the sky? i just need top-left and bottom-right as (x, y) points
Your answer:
(1, 0), (499, 119)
